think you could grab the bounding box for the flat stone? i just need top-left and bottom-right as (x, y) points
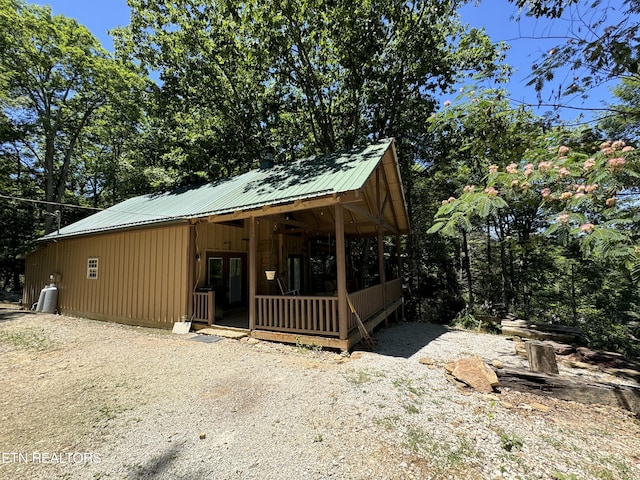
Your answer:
(198, 327), (247, 339)
(492, 359), (504, 369)
(530, 402), (551, 412)
(419, 357), (435, 365)
(447, 356), (499, 393)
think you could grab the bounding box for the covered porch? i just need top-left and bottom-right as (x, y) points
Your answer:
(189, 140), (410, 350)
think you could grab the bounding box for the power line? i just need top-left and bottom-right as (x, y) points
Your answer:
(0, 193), (104, 211)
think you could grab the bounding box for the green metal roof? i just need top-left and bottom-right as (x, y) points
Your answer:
(43, 139), (394, 240)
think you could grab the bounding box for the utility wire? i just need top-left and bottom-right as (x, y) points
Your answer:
(0, 193), (104, 211)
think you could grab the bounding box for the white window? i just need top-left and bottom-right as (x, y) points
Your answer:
(87, 258), (99, 279)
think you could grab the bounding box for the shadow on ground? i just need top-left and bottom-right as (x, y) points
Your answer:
(0, 304), (34, 323)
(368, 321), (451, 359)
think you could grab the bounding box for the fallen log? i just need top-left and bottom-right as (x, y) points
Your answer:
(501, 325), (577, 343)
(495, 367), (640, 416)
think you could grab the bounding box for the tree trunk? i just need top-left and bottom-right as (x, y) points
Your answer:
(461, 229), (474, 309)
(525, 341), (559, 375)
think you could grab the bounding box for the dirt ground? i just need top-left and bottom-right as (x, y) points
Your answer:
(1, 305), (639, 480)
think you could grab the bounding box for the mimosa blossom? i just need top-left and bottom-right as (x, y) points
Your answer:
(606, 197), (617, 207)
(541, 188), (551, 198)
(506, 163), (518, 174)
(463, 185), (475, 193)
(558, 145), (570, 157)
(488, 164), (499, 174)
(511, 180), (519, 187)
(538, 161), (552, 172)
(560, 192), (573, 201)
(558, 167), (570, 177)
(524, 163), (534, 176)
(583, 158), (596, 171)
(584, 184), (599, 193)
(484, 187), (498, 197)
(612, 140), (626, 150)
(622, 146), (635, 153)
(580, 223), (595, 234)
(608, 157), (626, 172)
(557, 213), (570, 225)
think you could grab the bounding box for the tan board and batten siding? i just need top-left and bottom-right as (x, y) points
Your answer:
(24, 224), (191, 328)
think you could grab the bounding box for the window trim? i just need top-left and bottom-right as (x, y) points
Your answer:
(87, 257), (99, 279)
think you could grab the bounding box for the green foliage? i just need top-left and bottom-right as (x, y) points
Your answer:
(509, 0), (640, 109)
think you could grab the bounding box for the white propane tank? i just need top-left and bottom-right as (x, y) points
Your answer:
(36, 284), (58, 314)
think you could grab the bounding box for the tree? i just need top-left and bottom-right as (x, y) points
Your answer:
(508, 0), (640, 116)
(0, 0), (144, 233)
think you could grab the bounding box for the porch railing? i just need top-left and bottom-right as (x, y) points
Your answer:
(253, 278), (402, 337)
(348, 278), (403, 331)
(193, 291), (215, 324)
(255, 295), (339, 336)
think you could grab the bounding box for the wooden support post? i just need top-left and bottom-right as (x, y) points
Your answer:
(396, 234), (406, 321)
(378, 226), (387, 326)
(207, 291), (215, 326)
(335, 204), (348, 340)
(525, 341), (559, 375)
(249, 216), (257, 331)
(186, 224), (196, 320)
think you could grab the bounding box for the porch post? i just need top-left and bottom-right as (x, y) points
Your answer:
(378, 226), (387, 325)
(249, 216), (257, 331)
(335, 203), (348, 340)
(396, 234), (406, 321)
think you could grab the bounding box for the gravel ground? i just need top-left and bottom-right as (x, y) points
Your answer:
(0, 306), (639, 480)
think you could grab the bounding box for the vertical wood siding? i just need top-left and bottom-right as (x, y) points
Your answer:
(23, 224), (191, 328)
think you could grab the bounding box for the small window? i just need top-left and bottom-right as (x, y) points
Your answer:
(87, 258), (98, 279)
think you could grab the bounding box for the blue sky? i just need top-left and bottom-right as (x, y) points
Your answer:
(38, 0), (617, 124)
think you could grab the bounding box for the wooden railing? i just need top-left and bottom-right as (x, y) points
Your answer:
(348, 278), (403, 331)
(193, 291), (215, 324)
(253, 279), (402, 338)
(255, 295), (339, 336)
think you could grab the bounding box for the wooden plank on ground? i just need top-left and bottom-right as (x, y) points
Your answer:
(495, 367), (640, 416)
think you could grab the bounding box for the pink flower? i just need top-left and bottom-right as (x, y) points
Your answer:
(484, 187), (498, 197)
(608, 157), (626, 172)
(602, 147), (615, 157)
(520, 181), (531, 189)
(506, 163), (518, 174)
(580, 223), (595, 234)
(524, 163), (534, 176)
(612, 140), (626, 150)
(541, 188), (551, 198)
(600, 141), (612, 150)
(441, 199), (448, 205)
(583, 158), (596, 171)
(558, 167), (570, 177)
(463, 185), (475, 193)
(557, 214), (570, 225)
(448, 196), (456, 203)
(538, 161), (552, 172)
(575, 184), (586, 193)
(560, 192), (573, 201)
(488, 164), (499, 174)
(444, 100), (451, 107)
(584, 184), (598, 193)
(574, 192), (585, 198)
(606, 197), (617, 207)
(558, 145), (570, 157)
(622, 146), (635, 153)
(511, 180), (519, 187)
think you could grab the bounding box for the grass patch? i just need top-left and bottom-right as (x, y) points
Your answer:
(0, 327), (52, 351)
(392, 376), (425, 396)
(344, 367), (385, 385)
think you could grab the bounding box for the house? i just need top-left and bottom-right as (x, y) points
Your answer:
(23, 139), (410, 350)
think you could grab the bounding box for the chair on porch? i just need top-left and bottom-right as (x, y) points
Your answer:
(277, 277), (300, 296)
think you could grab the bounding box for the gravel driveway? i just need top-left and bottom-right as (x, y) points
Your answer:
(1, 307), (639, 480)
